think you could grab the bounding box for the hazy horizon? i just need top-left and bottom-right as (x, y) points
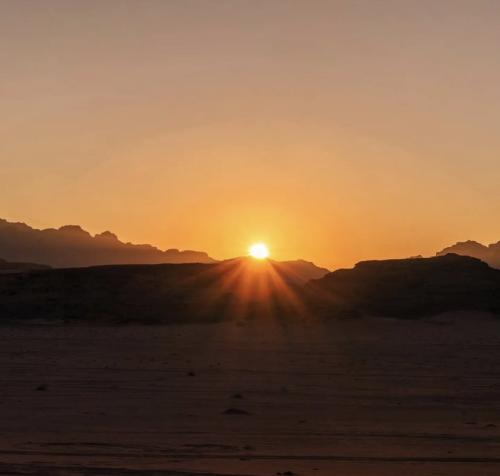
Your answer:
(3, 0), (500, 269)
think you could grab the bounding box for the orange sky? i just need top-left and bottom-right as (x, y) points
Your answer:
(2, 1), (500, 269)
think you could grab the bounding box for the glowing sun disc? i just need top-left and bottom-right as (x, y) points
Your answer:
(248, 243), (269, 260)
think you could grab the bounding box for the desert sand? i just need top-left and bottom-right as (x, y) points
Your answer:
(1, 314), (500, 475)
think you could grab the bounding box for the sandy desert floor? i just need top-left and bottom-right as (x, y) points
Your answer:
(1, 314), (500, 475)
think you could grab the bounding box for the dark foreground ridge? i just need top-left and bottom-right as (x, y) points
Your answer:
(1, 254), (500, 323)
(0, 258), (325, 324)
(309, 253), (500, 318)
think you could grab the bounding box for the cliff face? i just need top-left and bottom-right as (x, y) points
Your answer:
(0, 218), (215, 268)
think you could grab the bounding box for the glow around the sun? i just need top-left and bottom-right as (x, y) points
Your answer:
(248, 242), (270, 260)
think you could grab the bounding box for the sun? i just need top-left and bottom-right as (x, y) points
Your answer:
(248, 242), (270, 260)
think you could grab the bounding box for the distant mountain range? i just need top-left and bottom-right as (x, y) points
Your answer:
(0, 218), (215, 267)
(436, 240), (500, 268)
(0, 218), (330, 281)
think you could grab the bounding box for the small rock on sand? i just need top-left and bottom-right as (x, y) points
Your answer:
(222, 408), (251, 415)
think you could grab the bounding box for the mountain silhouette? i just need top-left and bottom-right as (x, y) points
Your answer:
(274, 259), (330, 282)
(0, 218), (215, 267)
(1, 254), (500, 323)
(0, 257), (314, 323)
(436, 240), (500, 268)
(308, 254), (500, 318)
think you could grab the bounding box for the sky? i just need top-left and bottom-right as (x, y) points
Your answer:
(2, 0), (500, 269)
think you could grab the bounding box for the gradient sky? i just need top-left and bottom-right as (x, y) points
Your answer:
(2, 0), (500, 269)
